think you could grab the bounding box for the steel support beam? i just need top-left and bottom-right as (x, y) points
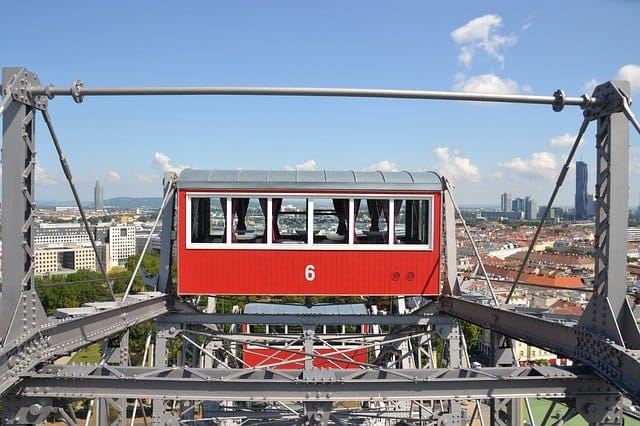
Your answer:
(16, 365), (614, 401)
(161, 311), (446, 326)
(0, 68), (48, 346)
(158, 172), (177, 294)
(0, 293), (167, 395)
(29, 84), (596, 107)
(440, 296), (640, 405)
(579, 80), (640, 349)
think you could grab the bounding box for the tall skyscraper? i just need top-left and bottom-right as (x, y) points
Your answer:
(94, 180), (104, 210)
(575, 161), (588, 220)
(501, 192), (512, 213)
(525, 196), (538, 220)
(512, 197), (525, 214)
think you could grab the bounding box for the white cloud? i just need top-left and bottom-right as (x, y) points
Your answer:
(35, 164), (56, 186)
(454, 73), (532, 95)
(104, 170), (120, 182)
(616, 64), (640, 93)
(285, 159), (316, 171)
(363, 160), (398, 172)
(451, 14), (517, 67)
(522, 15), (534, 31)
(549, 133), (576, 148)
(151, 152), (189, 174)
(499, 152), (558, 179)
(582, 78), (599, 94)
(434, 147), (480, 183)
(134, 172), (154, 184)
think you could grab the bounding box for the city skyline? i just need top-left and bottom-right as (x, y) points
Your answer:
(1, 1), (638, 206)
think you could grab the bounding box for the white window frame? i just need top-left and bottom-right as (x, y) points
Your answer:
(185, 191), (434, 251)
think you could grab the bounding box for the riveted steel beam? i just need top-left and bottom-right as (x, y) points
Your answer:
(0, 294), (167, 396)
(16, 364), (614, 402)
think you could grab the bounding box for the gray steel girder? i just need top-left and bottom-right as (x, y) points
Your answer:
(16, 364), (614, 401)
(440, 296), (640, 404)
(161, 312), (450, 326)
(0, 294), (167, 396)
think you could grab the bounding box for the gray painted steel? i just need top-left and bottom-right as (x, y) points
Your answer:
(0, 293), (167, 395)
(441, 296), (640, 404)
(177, 168), (443, 192)
(578, 81), (640, 349)
(28, 84), (596, 108)
(243, 302), (368, 315)
(162, 312), (451, 326)
(1, 68), (39, 342)
(17, 365), (614, 401)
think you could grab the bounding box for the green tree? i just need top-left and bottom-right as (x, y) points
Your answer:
(461, 321), (482, 354)
(125, 253), (160, 276)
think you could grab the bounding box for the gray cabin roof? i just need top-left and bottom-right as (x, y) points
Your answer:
(243, 303), (368, 315)
(177, 169), (442, 191)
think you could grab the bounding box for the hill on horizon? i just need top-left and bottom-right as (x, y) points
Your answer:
(37, 197), (163, 209)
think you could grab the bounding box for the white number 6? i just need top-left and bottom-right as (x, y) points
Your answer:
(305, 264), (316, 282)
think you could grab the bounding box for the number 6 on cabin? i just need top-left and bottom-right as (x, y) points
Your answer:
(305, 264), (316, 282)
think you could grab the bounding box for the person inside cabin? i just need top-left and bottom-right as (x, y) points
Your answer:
(220, 198), (251, 242)
(259, 198), (282, 242)
(366, 199), (403, 243)
(332, 199), (360, 243)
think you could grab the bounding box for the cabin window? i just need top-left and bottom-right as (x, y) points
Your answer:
(275, 198), (307, 243)
(231, 198), (266, 244)
(190, 196), (266, 244)
(395, 199), (430, 245)
(187, 193), (432, 249)
(190, 197), (223, 243)
(354, 199), (389, 244)
(311, 198), (353, 243)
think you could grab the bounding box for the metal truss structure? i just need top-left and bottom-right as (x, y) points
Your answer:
(1, 66), (639, 425)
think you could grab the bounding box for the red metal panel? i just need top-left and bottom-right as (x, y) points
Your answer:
(242, 346), (368, 369)
(177, 190), (442, 296)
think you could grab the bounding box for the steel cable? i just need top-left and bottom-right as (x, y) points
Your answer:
(504, 117), (591, 304)
(444, 185), (499, 306)
(623, 100), (640, 135)
(121, 182), (175, 300)
(40, 109), (116, 301)
(0, 94), (11, 116)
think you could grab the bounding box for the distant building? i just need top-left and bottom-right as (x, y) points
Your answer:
(34, 222), (136, 272)
(629, 227), (640, 242)
(94, 180), (104, 211)
(575, 161), (588, 220)
(512, 197), (525, 215)
(525, 196), (538, 221)
(500, 192), (512, 213)
(105, 224), (136, 269)
(35, 242), (103, 275)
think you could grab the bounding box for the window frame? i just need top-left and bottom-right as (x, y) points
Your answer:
(185, 191), (434, 251)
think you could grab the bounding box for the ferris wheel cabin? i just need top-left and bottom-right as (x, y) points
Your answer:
(176, 169), (444, 296)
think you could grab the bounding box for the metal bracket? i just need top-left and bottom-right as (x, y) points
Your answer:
(1, 68), (48, 110)
(568, 394), (624, 424)
(2, 397), (57, 425)
(582, 81), (630, 121)
(552, 89), (565, 112)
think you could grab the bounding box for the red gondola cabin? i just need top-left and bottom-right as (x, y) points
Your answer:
(177, 169), (443, 296)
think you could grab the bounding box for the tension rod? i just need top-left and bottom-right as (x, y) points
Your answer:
(30, 83), (597, 108)
(623, 100), (640, 135)
(504, 117), (591, 304)
(40, 109), (116, 301)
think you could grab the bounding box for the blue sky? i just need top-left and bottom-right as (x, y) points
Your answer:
(2, 1), (639, 206)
